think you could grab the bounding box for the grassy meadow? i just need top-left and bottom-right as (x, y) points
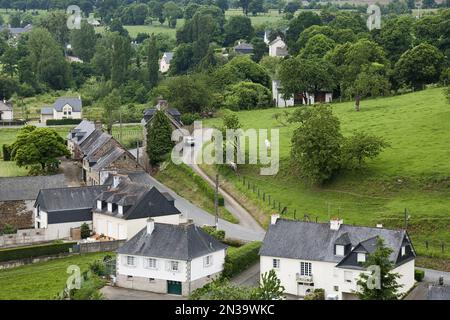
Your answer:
(201, 87), (450, 259)
(0, 252), (111, 300)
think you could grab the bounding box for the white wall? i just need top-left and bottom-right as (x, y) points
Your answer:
(117, 254), (187, 282)
(190, 249), (226, 281)
(269, 38), (286, 57)
(0, 110), (13, 120)
(34, 208), (91, 240)
(272, 80), (294, 108)
(393, 260), (415, 295)
(159, 60), (170, 73)
(93, 213), (182, 240)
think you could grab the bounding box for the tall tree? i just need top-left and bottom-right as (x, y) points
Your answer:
(110, 33), (132, 89)
(146, 110), (174, 165)
(356, 238), (403, 300)
(70, 20), (97, 62)
(101, 89), (121, 134)
(146, 35), (159, 89)
(1, 47), (19, 77)
(224, 15), (254, 46)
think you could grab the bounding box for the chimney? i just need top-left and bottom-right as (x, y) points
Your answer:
(112, 175), (122, 188)
(157, 98), (168, 110)
(95, 121), (102, 131)
(147, 218), (154, 235)
(376, 224), (383, 228)
(271, 214), (280, 225)
(330, 218), (343, 231)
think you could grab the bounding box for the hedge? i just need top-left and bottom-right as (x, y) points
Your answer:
(201, 226), (225, 241)
(415, 269), (425, 282)
(304, 289), (325, 300)
(46, 119), (82, 126)
(223, 241), (261, 278)
(178, 163), (225, 206)
(2, 144), (11, 161)
(0, 242), (76, 262)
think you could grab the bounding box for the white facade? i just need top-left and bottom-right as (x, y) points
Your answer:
(34, 207), (91, 241)
(92, 212), (181, 240)
(159, 53), (173, 73)
(53, 103), (82, 120)
(272, 80), (294, 107)
(269, 37), (287, 57)
(0, 110), (13, 120)
(260, 256), (415, 300)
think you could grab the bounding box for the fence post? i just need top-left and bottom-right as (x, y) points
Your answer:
(268, 195), (271, 205)
(263, 192), (265, 201)
(442, 242), (445, 253)
(294, 209), (296, 220)
(425, 241), (428, 250)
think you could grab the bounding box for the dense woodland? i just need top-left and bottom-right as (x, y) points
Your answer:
(0, 0), (449, 124)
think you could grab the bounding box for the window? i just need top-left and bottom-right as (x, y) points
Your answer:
(146, 258), (157, 269)
(170, 261), (179, 272)
(97, 200), (102, 210)
(126, 256), (135, 267)
(273, 259), (280, 269)
(107, 203), (113, 213)
(334, 286), (339, 292)
(401, 246), (406, 256)
(335, 245), (345, 256)
(300, 262), (312, 276)
(149, 278), (155, 283)
(204, 255), (213, 267)
(118, 205), (123, 215)
(344, 271), (353, 283)
(357, 253), (366, 263)
(127, 275), (133, 280)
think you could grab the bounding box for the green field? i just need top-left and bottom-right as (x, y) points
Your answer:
(202, 87), (450, 259)
(0, 252), (111, 300)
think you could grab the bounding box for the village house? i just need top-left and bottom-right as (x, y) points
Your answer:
(116, 219), (227, 296)
(234, 41), (254, 55)
(67, 120), (97, 159)
(0, 24), (32, 39)
(269, 37), (288, 58)
(0, 100), (13, 121)
(159, 52), (173, 73)
(260, 216), (416, 300)
(34, 185), (108, 241)
(92, 177), (182, 240)
(40, 97), (82, 123)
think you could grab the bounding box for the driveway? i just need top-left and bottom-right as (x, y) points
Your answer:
(416, 267), (450, 284)
(59, 158), (83, 187)
(231, 263), (260, 287)
(101, 285), (186, 300)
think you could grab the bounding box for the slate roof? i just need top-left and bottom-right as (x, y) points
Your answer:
(53, 97), (82, 112)
(95, 182), (181, 220)
(234, 42), (253, 51)
(260, 219), (415, 268)
(91, 147), (126, 171)
(0, 24), (32, 36)
(34, 185), (107, 212)
(0, 174), (66, 201)
(117, 222), (227, 261)
(79, 130), (113, 160)
(162, 52), (173, 63)
(0, 101), (12, 111)
(428, 285), (450, 300)
(143, 107), (183, 128)
(40, 107), (53, 115)
(67, 120), (96, 144)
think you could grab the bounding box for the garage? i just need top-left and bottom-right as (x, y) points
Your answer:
(167, 280), (182, 295)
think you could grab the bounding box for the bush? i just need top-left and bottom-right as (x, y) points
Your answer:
(304, 288), (325, 300)
(80, 223), (90, 239)
(201, 226), (225, 241)
(222, 241), (261, 278)
(0, 242), (76, 262)
(2, 144), (11, 161)
(415, 269), (425, 282)
(89, 260), (106, 277)
(46, 119), (82, 126)
(177, 163), (225, 206)
(181, 113), (201, 125)
(224, 81), (272, 111)
(0, 224), (17, 235)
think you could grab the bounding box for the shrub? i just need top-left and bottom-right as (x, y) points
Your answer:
(222, 241), (261, 278)
(201, 226), (225, 241)
(181, 113), (201, 125)
(1, 224), (17, 235)
(0, 242), (76, 262)
(2, 144), (11, 161)
(224, 81), (272, 111)
(46, 119), (82, 126)
(304, 288), (325, 300)
(89, 260), (106, 277)
(415, 269), (425, 282)
(80, 223), (90, 239)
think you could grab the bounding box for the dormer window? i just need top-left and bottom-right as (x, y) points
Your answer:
(118, 205), (123, 215)
(107, 202), (113, 213)
(335, 245), (345, 256)
(357, 253), (366, 263)
(401, 246), (406, 256)
(97, 200), (103, 210)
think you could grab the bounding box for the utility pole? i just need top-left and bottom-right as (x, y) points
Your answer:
(119, 109), (123, 143)
(214, 173), (219, 229)
(136, 140), (140, 165)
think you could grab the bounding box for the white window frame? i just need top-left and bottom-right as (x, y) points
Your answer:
(97, 200), (102, 210)
(145, 258), (158, 270)
(335, 245), (345, 256)
(125, 255), (136, 267)
(272, 258), (280, 269)
(300, 262), (312, 276)
(357, 253), (366, 263)
(170, 261), (179, 272)
(118, 205), (123, 215)
(401, 246), (406, 256)
(107, 202), (113, 213)
(204, 255), (213, 268)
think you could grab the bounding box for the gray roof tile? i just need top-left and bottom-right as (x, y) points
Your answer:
(0, 174), (66, 201)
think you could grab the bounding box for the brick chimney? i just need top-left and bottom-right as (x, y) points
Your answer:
(330, 218), (343, 231)
(271, 214), (280, 225)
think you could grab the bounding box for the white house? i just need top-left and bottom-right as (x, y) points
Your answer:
(0, 100), (13, 121)
(260, 216), (416, 300)
(40, 97), (82, 123)
(92, 178), (182, 240)
(116, 219), (227, 296)
(272, 80), (295, 108)
(159, 52), (173, 73)
(34, 185), (108, 241)
(269, 37), (288, 58)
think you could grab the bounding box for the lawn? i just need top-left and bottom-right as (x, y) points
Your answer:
(0, 252), (112, 300)
(202, 87), (450, 259)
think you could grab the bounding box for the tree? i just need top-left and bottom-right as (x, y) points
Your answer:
(301, 34), (336, 59)
(170, 43), (194, 75)
(11, 126), (70, 173)
(70, 20), (97, 62)
(110, 33), (132, 89)
(224, 81), (272, 110)
(224, 15), (254, 46)
(284, 2), (300, 14)
(376, 16), (414, 63)
(250, 37), (267, 62)
(248, 0), (266, 16)
(146, 35), (159, 89)
(146, 110), (174, 165)
(80, 223), (90, 239)
(394, 43), (445, 90)
(101, 89), (121, 134)
(286, 11), (322, 51)
(215, 0), (229, 12)
(190, 279), (259, 300)
(36, 10), (70, 45)
(257, 270), (285, 300)
(163, 1), (182, 28)
(239, 0), (251, 15)
(289, 105), (342, 185)
(1, 47), (19, 77)
(356, 238), (403, 300)
(342, 132), (389, 169)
